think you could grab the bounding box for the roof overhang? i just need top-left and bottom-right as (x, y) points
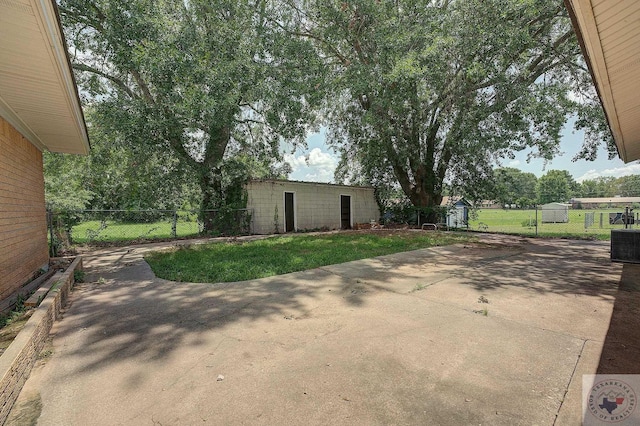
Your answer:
(0, 0), (89, 154)
(565, 0), (640, 163)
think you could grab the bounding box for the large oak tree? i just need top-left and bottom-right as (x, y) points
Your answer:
(60, 0), (323, 227)
(292, 0), (613, 220)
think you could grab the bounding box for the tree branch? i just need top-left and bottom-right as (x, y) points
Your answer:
(72, 62), (138, 99)
(130, 69), (156, 104)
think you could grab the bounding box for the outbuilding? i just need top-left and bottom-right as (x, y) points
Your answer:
(246, 180), (380, 234)
(442, 197), (471, 228)
(541, 203), (570, 223)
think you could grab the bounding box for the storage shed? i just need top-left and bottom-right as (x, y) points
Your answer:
(443, 198), (471, 228)
(246, 180), (380, 234)
(541, 203), (570, 223)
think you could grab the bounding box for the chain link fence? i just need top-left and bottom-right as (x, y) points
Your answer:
(383, 206), (638, 239)
(469, 207), (638, 239)
(47, 209), (252, 254)
(47, 205), (637, 255)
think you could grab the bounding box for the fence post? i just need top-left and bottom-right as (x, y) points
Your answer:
(171, 211), (178, 238)
(535, 205), (538, 237)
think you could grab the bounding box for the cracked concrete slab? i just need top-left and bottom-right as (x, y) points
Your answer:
(7, 233), (637, 425)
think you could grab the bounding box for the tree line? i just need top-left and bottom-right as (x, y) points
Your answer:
(45, 0), (615, 225)
(490, 168), (640, 208)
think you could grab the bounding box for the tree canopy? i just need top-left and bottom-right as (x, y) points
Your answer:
(493, 167), (538, 208)
(59, 0), (323, 224)
(536, 169), (577, 204)
(50, 0), (623, 223)
(290, 0), (612, 219)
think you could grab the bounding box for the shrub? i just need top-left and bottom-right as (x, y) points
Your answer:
(521, 219), (537, 227)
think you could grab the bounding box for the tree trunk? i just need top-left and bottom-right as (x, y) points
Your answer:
(199, 167), (223, 233)
(408, 184), (444, 224)
(197, 125), (231, 233)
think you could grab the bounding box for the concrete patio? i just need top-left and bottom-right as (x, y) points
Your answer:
(7, 233), (640, 425)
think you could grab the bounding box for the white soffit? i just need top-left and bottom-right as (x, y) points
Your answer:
(0, 0), (89, 154)
(567, 0), (640, 163)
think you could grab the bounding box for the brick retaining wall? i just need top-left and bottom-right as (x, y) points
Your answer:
(0, 256), (82, 424)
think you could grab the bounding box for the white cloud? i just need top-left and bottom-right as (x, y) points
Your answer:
(283, 152), (307, 168)
(576, 162), (640, 182)
(284, 148), (338, 183)
(508, 160), (521, 167)
(307, 148), (337, 168)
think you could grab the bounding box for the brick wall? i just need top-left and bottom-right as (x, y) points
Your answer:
(0, 116), (48, 300)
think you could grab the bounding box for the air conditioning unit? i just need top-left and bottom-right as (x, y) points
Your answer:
(611, 229), (640, 264)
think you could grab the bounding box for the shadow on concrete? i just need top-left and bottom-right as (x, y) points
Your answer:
(597, 263), (640, 374)
(57, 247), (377, 375)
(61, 237), (626, 378)
(451, 239), (621, 299)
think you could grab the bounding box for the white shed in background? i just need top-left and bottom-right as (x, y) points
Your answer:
(246, 180), (380, 234)
(541, 203), (570, 223)
(443, 198), (471, 228)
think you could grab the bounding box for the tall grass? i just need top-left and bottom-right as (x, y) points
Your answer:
(145, 231), (474, 283)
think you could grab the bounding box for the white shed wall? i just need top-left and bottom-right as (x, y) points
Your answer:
(541, 203), (569, 223)
(446, 207), (467, 228)
(246, 180), (380, 234)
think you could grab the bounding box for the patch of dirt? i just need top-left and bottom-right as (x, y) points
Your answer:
(0, 309), (34, 356)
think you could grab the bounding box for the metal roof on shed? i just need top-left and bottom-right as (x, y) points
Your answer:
(571, 197), (640, 204)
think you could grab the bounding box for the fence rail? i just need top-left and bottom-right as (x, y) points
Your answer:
(46, 206), (638, 254)
(47, 209), (252, 255)
(390, 206), (638, 239)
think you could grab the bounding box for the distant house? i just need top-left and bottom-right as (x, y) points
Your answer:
(441, 196), (499, 210)
(570, 197), (640, 209)
(477, 200), (501, 209)
(541, 203), (570, 223)
(246, 180), (380, 234)
(0, 1), (89, 302)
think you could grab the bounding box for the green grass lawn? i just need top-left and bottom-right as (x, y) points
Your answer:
(64, 208), (633, 246)
(71, 219), (200, 243)
(468, 208), (633, 240)
(145, 231), (475, 283)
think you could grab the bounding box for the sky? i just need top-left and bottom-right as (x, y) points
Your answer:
(284, 123), (640, 184)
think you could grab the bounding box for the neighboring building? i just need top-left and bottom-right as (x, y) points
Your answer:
(1, 0), (89, 302)
(441, 197), (471, 228)
(477, 200), (501, 209)
(246, 180), (380, 234)
(541, 203), (570, 223)
(441, 196), (499, 210)
(570, 197), (640, 209)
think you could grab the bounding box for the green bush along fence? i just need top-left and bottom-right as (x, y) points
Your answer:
(47, 209), (252, 254)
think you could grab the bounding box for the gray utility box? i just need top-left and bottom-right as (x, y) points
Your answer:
(611, 229), (640, 264)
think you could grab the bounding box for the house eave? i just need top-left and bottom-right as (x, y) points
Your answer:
(564, 0), (640, 163)
(0, 0), (89, 154)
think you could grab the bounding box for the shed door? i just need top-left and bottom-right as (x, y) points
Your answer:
(284, 192), (295, 232)
(340, 195), (351, 229)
